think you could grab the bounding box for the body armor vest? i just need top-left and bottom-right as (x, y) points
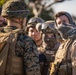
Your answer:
(57, 40), (72, 75)
(43, 47), (57, 63)
(38, 42), (59, 75)
(0, 28), (24, 75)
(44, 42), (59, 63)
(50, 39), (73, 75)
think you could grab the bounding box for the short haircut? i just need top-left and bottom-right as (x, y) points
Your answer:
(55, 11), (68, 19)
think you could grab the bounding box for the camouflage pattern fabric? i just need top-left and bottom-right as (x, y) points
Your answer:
(1, 0), (29, 18)
(1, 26), (41, 75)
(27, 17), (44, 24)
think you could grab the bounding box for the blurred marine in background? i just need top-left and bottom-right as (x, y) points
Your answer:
(0, 7), (7, 27)
(36, 21), (60, 75)
(55, 11), (76, 27)
(50, 23), (76, 75)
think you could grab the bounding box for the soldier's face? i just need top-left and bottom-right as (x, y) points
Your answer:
(28, 27), (41, 41)
(42, 33), (56, 45)
(0, 15), (6, 27)
(56, 15), (69, 28)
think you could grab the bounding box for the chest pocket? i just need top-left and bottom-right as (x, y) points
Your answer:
(44, 50), (56, 62)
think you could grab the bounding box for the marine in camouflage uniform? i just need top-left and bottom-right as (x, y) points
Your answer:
(26, 17), (46, 75)
(54, 11), (76, 42)
(50, 23), (76, 75)
(26, 17), (44, 52)
(36, 21), (60, 75)
(1, 0), (41, 75)
(26, 17), (44, 46)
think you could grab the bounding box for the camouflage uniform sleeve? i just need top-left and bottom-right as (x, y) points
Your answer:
(23, 37), (41, 75)
(71, 40), (76, 75)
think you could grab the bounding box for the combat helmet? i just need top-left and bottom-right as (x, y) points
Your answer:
(35, 23), (42, 32)
(41, 21), (58, 48)
(27, 17), (44, 25)
(26, 17), (44, 34)
(1, 0), (29, 18)
(41, 21), (56, 34)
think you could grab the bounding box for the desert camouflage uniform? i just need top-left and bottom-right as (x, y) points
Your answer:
(50, 23), (76, 75)
(52, 39), (76, 75)
(37, 21), (60, 75)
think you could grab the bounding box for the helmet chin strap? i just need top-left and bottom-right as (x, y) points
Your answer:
(18, 18), (24, 29)
(9, 18), (24, 29)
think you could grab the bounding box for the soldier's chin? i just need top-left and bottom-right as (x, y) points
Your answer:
(34, 39), (40, 42)
(35, 39), (39, 41)
(34, 37), (38, 40)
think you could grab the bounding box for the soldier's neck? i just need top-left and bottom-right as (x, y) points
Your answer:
(36, 38), (42, 46)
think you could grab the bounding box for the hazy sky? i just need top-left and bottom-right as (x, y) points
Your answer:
(52, 0), (76, 16)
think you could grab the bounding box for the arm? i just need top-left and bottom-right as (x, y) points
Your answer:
(50, 43), (64, 75)
(23, 38), (41, 75)
(71, 40), (76, 75)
